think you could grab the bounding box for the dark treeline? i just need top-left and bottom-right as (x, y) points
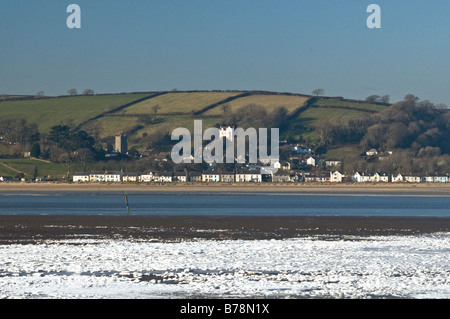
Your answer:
(319, 94), (450, 155)
(220, 103), (289, 130)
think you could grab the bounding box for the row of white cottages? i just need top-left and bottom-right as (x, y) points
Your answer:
(330, 171), (450, 183)
(72, 171), (450, 183)
(72, 171), (263, 183)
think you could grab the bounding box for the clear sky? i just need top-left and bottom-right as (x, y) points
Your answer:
(1, 0), (449, 104)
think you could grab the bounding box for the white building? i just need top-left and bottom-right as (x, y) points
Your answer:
(235, 172), (262, 183)
(404, 175), (421, 183)
(306, 157), (316, 166)
(202, 172), (220, 182)
(154, 173), (173, 183)
(105, 171), (123, 183)
(89, 172), (105, 182)
(330, 171), (345, 183)
(366, 148), (378, 156)
(352, 172), (377, 182)
(123, 173), (141, 183)
(219, 126), (235, 142)
(140, 172), (155, 183)
(391, 174), (404, 183)
(374, 172), (389, 182)
(73, 173), (89, 182)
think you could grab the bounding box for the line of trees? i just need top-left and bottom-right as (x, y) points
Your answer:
(67, 88), (95, 96)
(319, 94), (449, 154)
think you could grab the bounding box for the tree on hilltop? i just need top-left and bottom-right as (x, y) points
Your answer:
(67, 88), (78, 96)
(312, 88), (324, 97)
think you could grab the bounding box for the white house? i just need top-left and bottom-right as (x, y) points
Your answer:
(374, 172), (389, 182)
(123, 173), (141, 182)
(246, 173), (262, 182)
(422, 175), (449, 183)
(220, 172), (235, 183)
(89, 172), (105, 182)
(353, 172), (377, 182)
(330, 171), (345, 183)
(105, 171), (123, 183)
(235, 172), (262, 183)
(152, 172), (173, 183)
(366, 148), (378, 156)
(273, 161), (291, 171)
(202, 172), (220, 183)
(73, 173), (89, 182)
(140, 172), (155, 183)
(306, 157), (316, 166)
(404, 175), (421, 183)
(219, 126), (235, 142)
(391, 174), (404, 183)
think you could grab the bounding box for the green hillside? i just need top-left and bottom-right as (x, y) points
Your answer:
(0, 91), (387, 150)
(0, 93), (152, 133)
(1, 90), (449, 179)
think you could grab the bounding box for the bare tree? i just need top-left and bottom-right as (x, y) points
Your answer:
(83, 89), (94, 95)
(222, 103), (231, 114)
(366, 95), (380, 103)
(35, 91), (45, 98)
(379, 95), (390, 104)
(152, 104), (161, 114)
(67, 88), (78, 96)
(312, 88), (324, 97)
(434, 103), (448, 110)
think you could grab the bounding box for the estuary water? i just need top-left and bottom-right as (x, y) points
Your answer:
(0, 193), (448, 217)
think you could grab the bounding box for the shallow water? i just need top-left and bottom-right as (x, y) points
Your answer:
(0, 194), (448, 217)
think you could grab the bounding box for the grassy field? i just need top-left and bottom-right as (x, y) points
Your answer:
(313, 99), (388, 112)
(0, 158), (68, 179)
(0, 162), (19, 177)
(288, 106), (371, 143)
(0, 91), (391, 155)
(122, 92), (241, 115)
(94, 116), (141, 139)
(203, 93), (311, 116)
(0, 94), (151, 133)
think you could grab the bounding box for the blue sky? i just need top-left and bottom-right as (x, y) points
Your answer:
(1, 0), (449, 104)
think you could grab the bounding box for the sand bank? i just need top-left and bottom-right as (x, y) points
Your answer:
(0, 182), (449, 196)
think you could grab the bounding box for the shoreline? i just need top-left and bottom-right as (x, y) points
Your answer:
(1, 182), (450, 196)
(0, 215), (449, 244)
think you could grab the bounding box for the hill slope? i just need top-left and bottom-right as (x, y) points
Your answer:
(0, 91), (388, 152)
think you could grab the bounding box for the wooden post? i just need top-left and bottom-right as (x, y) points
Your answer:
(124, 192), (130, 214)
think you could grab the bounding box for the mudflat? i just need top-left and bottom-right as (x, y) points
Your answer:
(0, 215), (449, 244)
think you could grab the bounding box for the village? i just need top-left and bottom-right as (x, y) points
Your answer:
(1, 133), (449, 184)
(64, 169), (449, 184)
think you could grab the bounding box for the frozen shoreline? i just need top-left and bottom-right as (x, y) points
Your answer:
(0, 233), (449, 299)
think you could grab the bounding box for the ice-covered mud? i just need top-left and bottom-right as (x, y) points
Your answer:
(0, 233), (449, 299)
